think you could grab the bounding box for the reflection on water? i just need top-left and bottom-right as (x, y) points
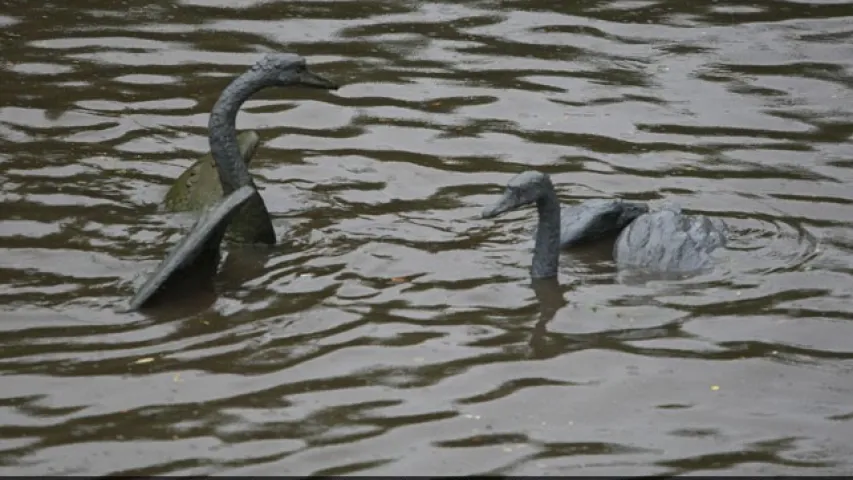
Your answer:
(2, 0), (853, 475)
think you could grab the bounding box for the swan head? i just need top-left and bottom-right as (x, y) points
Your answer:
(253, 53), (339, 90)
(482, 170), (554, 219)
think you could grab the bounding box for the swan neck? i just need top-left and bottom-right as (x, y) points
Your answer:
(208, 71), (266, 194)
(532, 189), (561, 279)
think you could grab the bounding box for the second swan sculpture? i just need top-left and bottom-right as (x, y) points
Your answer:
(481, 170), (727, 279)
(127, 54), (339, 310)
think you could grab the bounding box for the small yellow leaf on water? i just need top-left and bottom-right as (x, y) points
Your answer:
(711, 385), (720, 391)
(134, 357), (155, 364)
(173, 373), (182, 383)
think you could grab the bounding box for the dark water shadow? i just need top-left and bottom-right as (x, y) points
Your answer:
(528, 278), (569, 359)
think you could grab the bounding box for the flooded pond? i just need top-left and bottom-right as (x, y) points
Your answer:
(2, 0), (853, 475)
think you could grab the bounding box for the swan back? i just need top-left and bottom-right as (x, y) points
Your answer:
(614, 206), (727, 272)
(558, 199), (648, 248)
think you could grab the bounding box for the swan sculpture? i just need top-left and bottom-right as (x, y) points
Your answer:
(481, 170), (726, 279)
(161, 55), (337, 245)
(127, 54), (338, 310)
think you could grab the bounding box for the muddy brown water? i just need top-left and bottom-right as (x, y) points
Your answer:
(1, 0), (853, 475)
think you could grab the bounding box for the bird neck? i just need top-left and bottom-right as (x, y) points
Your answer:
(208, 70), (267, 194)
(531, 188), (561, 279)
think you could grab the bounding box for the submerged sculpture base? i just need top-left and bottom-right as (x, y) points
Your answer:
(126, 185), (257, 312)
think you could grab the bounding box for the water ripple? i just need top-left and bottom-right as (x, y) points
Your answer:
(1, 0), (853, 475)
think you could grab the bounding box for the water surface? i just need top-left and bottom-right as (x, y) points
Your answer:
(1, 0), (853, 475)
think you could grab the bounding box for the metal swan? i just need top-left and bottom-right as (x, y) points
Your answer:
(128, 54), (338, 310)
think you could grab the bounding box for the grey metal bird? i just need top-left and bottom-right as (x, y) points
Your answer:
(481, 170), (726, 279)
(162, 55), (337, 245)
(128, 54), (338, 310)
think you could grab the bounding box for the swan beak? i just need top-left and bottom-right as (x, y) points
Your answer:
(297, 70), (339, 90)
(481, 191), (517, 219)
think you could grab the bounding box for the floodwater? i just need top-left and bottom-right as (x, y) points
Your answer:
(2, 0), (853, 475)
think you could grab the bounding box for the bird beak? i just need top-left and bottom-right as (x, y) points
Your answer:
(297, 69), (339, 90)
(481, 191), (518, 219)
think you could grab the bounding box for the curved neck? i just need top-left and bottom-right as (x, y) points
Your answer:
(208, 71), (267, 194)
(531, 186), (561, 279)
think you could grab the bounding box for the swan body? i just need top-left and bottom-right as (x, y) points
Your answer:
(162, 131), (265, 242)
(613, 205), (728, 273)
(129, 54), (338, 310)
(163, 130), (260, 212)
(553, 199), (648, 249)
